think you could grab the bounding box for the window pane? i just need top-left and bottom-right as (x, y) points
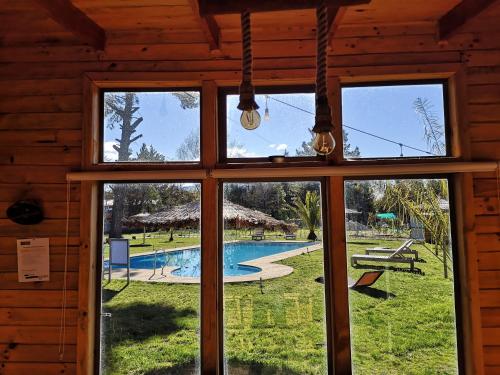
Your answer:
(342, 83), (447, 158)
(102, 91), (200, 162)
(226, 93), (317, 158)
(344, 179), (459, 374)
(100, 182), (201, 374)
(223, 182), (328, 374)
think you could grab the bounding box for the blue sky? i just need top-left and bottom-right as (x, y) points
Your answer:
(103, 84), (446, 161)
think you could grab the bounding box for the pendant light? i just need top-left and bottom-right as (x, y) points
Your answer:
(238, 9), (261, 130)
(312, 1), (335, 155)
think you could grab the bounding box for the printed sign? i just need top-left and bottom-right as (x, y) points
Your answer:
(17, 238), (50, 282)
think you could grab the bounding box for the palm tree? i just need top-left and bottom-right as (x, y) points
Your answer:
(294, 191), (321, 240)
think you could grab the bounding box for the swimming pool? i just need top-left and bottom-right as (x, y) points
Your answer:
(113, 242), (313, 277)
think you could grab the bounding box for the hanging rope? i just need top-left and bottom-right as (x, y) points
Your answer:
(312, 0), (333, 134)
(238, 9), (259, 111)
(58, 180), (71, 360)
(316, 2), (328, 100)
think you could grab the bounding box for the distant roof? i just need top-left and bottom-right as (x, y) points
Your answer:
(376, 213), (396, 220)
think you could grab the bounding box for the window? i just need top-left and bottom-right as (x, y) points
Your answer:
(101, 90), (201, 163)
(344, 178), (460, 374)
(88, 77), (468, 375)
(341, 82), (449, 159)
(222, 181), (329, 374)
(99, 182), (201, 374)
(221, 87), (321, 161)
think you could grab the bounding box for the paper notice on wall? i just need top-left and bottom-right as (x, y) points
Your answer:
(17, 238), (50, 282)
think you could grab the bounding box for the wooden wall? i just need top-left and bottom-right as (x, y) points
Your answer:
(0, 5), (499, 375)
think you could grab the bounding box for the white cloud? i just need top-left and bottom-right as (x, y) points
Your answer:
(269, 143), (288, 152)
(103, 141), (119, 162)
(227, 146), (258, 158)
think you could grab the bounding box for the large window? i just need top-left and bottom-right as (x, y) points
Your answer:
(91, 78), (466, 375)
(344, 178), (459, 373)
(99, 182), (201, 374)
(223, 181), (328, 374)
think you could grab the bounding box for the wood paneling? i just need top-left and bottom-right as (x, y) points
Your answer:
(0, 0), (498, 373)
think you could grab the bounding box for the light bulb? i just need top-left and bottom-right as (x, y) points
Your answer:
(240, 109), (261, 130)
(312, 131), (335, 155)
(264, 107), (270, 121)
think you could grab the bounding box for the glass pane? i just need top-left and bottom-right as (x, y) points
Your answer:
(344, 179), (459, 374)
(342, 83), (447, 159)
(226, 93), (317, 158)
(223, 182), (328, 374)
(100, 182), (201, 374)
(102, 91), (200, 162)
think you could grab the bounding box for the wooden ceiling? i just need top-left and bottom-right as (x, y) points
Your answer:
(1, 0), (499, 54)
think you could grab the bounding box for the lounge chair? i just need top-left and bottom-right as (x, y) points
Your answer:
(365, 239), (419, 260)
(351, 242), (415, 271)
(284, 231), (296, 240)
(348, 270), (384, 288)
(251, 228), (265, 241)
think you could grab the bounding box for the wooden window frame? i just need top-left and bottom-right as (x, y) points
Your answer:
(77, 63), (486, 374)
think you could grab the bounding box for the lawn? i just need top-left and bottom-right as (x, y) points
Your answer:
(100, 239), (458, 374)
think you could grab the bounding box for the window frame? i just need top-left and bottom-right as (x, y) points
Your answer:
(340, 79), (452, 161)
(77, 67), (483, 374)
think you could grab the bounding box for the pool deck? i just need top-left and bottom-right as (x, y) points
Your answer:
(107, 241), (323, 284)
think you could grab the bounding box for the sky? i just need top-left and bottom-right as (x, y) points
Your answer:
(103, 83), (446, 161)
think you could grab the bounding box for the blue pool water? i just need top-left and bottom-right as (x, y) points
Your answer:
(111, 242), (313, 277)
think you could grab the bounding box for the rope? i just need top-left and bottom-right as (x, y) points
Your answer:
(241, 9), (252, 83)
(58, 180), (70, 360)
(316, 1), (328, 99)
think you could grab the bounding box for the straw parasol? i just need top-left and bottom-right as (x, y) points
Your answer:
(134, 200), (296, 231)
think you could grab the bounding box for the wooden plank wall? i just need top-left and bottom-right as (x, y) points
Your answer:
(0, 8), (499, 375)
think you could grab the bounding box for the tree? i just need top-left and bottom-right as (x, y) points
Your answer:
(293, 191), (321, 240)
(296, 129), (360, 157)
(414, 97), (445, 155)
(135, 143), (165, 162)
(176, 130), (200, 161)
(105, 93), (143, 238)
(381, 180), (451, 278)
(344, 181), (375, 224)
(105, 92), (199, 237)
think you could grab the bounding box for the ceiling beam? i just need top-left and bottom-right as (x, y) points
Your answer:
(327, 6), (347, 47)
(33, 0), (106, 50)
(438, 0), (499, 40)
(188, 0), (221, 53)
(199, 0), (371, 16)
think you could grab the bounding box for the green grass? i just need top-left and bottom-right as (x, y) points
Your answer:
(101, 239), (458, 374)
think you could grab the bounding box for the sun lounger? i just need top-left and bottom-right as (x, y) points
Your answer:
(251, 228), (265, 241)
(284, 232), (296, 240)
(365, 240), (418, 260)
(351, 242), (415, 271)
(348, 271), (384, 288)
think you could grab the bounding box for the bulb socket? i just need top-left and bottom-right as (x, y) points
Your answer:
(238, 81), (260, 111)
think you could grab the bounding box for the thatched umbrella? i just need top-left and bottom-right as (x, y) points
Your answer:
(140, 200), (295, 232)
(123, 212), (151, 245)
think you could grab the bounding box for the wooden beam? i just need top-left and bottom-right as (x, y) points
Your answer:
(33, 0), (106, 50)
(199, 0), (371, 15)
(438, 0), (499, 40)
(328, 6), (346, 47)
(188, 0), (221, 53)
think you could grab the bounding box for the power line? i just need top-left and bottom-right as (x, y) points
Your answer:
(267, 96), (437, 156)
